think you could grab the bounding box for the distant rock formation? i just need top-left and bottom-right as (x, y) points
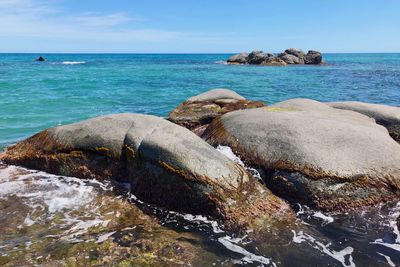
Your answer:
(227, 48), (323, 66)
(36, 56), (46, 62)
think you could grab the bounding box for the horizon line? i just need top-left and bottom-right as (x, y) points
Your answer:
(1, 51), (400, 54)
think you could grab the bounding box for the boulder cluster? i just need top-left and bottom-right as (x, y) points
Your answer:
(2, 88), (400, 232)
(227, 48), (323, 66)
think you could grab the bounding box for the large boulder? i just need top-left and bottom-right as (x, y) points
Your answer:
(247, 50), (269, 64)
(278, 52), (305, 64)
(227, 53), (248, 64)
(203, 99), (400, 211)
(261, 56), (287, 66)
(284, 48), (306, 59)
(0, 113), (291, 231)
(168, 89), (265, 133)
(305, 50), (323, 64)
(328, 101), (400, 142)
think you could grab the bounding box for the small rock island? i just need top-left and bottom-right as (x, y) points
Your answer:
(227, 48), (323, 66)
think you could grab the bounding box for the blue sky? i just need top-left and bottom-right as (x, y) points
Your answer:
(0, 0), (399, 53)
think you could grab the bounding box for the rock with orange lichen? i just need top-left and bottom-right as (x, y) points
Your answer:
(203, 98), (400, 211)
(0, 113), (293, 232)
(168, 88), (265, 133)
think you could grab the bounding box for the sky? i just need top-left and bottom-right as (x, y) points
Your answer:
(0, 0), (399, 53)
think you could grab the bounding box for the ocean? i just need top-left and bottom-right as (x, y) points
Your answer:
(1, 53), (400, 266)
(1, 53), (399, 149)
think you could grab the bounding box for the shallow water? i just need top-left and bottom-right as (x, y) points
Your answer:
(1, 152), (400, 266)
(1, 53), (400, 149)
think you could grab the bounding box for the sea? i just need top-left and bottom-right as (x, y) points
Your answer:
(0, 53), (400, 266)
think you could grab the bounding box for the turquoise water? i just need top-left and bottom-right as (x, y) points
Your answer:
(1, 53), (399, 148)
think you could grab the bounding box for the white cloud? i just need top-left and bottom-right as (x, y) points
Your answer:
(0, 0), (185, 42)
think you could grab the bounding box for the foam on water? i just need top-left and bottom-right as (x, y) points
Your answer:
(371, 201), (400, 253)
(216, 145), (263, 181)
(61, 61), (86, 65)
(0, 163), (112, 243)
(292, 230), (355, 267)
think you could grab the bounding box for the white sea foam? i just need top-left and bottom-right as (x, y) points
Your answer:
(218, 236), (275, 266)
(0, 164), (111, 242)
(177, 210), (275, 266)
(371, 201), (400, 252)
(312, 211), (334, 225)
(214, 60), (228, 65)
(96, 231), (116, 243)
(377, 252), (395, 267)
(216, 145), (263, 181)
(62, 61), (86, 65)
(292, 230), (355, 267)
(216, 145), (245, 166)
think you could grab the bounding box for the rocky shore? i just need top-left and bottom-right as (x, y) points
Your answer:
(2, 88), (400, 233)
(227, 48), (323, 66)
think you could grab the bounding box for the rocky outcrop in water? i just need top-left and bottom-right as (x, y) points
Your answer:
(168, 88), (265, 135)
(203, 98), (400, 211)
(328, 101), (400, 143)
(36, 56), (45, 62)
(227, 48), (323, 65)
(0, 113), (291, 231)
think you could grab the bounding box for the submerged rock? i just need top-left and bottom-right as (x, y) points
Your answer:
(168, 88), (265, 132)
(328, 101), (400, 143)
(203, 98), (400, 211)
(36, 56), (45, 62)
(0, 113), (291, 231)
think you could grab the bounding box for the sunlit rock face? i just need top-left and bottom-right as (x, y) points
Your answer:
(0, 113), (292, 232)
(328, 101), (400, 143)
(203, 98), (400, 211)
(168, 88), (265, 135)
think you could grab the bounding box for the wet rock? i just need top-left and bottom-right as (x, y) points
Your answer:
(0, 113), (291, 231)
(36, 56), (45, 62)
(328, 101), (400, 143)
(305, 50), (323, 64)
(203, 99), (400, 211)
(168, 88), (265, 130)
(227, 52), (249, 64)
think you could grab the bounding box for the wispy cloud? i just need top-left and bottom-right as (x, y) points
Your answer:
(0, 0), (190, 46)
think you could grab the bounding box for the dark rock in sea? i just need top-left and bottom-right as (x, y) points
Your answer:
(227, 52), (248, 64)
(261, 56), (287, 66)
(278, 52), (305, 64)
(305, 50), (323, 64)
(0, 113), (292, 231)
(328, 101), (400, 143)
(168, 88), (265, 131)
(36, 56), (45, 62)
(203, 98), (400, 211)
(227, 48), (323, 65)
(247, 50), (269, 64)
(284, 48), (306, 59)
